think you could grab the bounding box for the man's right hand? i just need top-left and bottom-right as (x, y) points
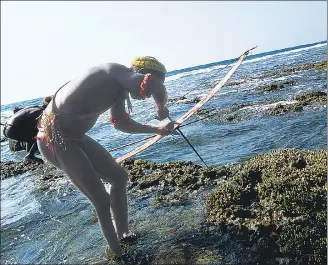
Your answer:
(156, 120), (177, 136)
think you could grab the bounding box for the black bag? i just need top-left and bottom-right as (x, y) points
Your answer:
(4, 107), (42, 142)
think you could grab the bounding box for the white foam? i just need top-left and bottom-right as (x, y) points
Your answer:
(1, 110), (13, 120)
(243, 54), (276, 65)
(165, 64), (227, 82)
(241, 43), (326, 66)
(1, 174), (41, 226)
(239, 100), (297, 112)
(279, 43), (326, 56)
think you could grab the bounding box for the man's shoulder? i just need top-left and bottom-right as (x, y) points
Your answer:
(106, 63), (130, 73)
(84, 63), (129, 77)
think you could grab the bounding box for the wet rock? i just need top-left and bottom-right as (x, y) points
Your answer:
(196, 108), (215, 116)
(294, 90), (327, 105)
(195, 249), (225, 264)
(153, 247), (187, 265)
(259, 60), (327, 78)
(265, 90), (327, 115)
(195, 107), (241, 123)
(193, 100), (281, 124)
(121, 160), (217, 204)
(188, 97), (202, 104)
(3, 148), (326, 265)
(168, 96), (187, 103)
(265, 103), (303, 115)
(1, 161), (44, 180)
(1, 161), (64, 184)
(202, 166), (233, 182)
(167, 96), (202, 105)
(255, 80), (297, 92)
(206, 148), (327, 265)
(139, 175), (161, 190)
(36, 185), (50, 192)
(225, 80), (246, 87)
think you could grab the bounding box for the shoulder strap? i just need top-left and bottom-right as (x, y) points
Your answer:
(51, 80), (71, 112)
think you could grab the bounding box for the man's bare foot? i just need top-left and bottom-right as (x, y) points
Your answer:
(106, 247), (122, 261)
(119, 232), (137, 245)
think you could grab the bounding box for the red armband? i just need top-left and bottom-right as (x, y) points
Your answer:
(109, 112), (130, 125)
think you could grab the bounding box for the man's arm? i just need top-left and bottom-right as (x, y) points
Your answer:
(148, 79), (169, 120)
(110, 99), (160, 134)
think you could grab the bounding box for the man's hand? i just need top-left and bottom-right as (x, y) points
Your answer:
(156, 120), (177, 136)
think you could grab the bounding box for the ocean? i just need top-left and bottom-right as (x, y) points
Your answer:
(1, 41), (327, 264)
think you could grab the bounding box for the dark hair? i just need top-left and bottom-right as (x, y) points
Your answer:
(41, 95), (53, 110)
(13, 107), (23, 114)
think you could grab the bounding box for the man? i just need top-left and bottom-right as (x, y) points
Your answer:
(3, 96), (53, 163)
(36, 56), (175, 259)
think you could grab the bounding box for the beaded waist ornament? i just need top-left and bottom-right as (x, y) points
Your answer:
(35, 111), (66, 162)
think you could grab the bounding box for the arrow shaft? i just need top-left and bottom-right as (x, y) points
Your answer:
(169, 117), (208, 168)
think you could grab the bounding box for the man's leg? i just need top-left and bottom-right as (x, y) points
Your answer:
(57, 138), (123, 257)
(79, 135), (130, 239)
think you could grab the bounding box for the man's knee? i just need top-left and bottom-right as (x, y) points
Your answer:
(92, 192), (111, 209)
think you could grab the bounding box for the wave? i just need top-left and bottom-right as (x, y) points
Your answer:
(165, 64), (228, 82)
(239, 100), (297, 112)
(1, 174), (41, 226)
(165, 41), (326, 81)
(279, 43), (326, 56)
(243, 43), (326, 66)
(1, 110), (14, 121)
(242, 54), (277, 65)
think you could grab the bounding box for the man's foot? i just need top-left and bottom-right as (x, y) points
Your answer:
(119, 232), (137, 245)
(106, 248), (121, 261)
(24, 155), (44, 164)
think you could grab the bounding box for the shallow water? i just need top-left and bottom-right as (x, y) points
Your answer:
(1, 41), (327, 264)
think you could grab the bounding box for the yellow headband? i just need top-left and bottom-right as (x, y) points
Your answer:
(131, 56), (167, 74)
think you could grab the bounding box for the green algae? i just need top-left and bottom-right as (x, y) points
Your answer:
(206, 148), (327, 265)
(294, 90), (327, 105)
(3, 148), (326, 264)
(36, 185), (50, 192)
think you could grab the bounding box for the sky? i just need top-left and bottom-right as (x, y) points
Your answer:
(1, 1), (327, 105)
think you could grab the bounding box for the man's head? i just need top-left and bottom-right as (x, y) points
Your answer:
(131, 56), (166, 81)
(130, 56), (168, 109)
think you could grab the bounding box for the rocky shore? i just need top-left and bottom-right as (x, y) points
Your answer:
(264, 90), (327, 115)
(206, 149), (327, 265)
(1, 57), (326, 265)
(1, 148), (326, 265)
